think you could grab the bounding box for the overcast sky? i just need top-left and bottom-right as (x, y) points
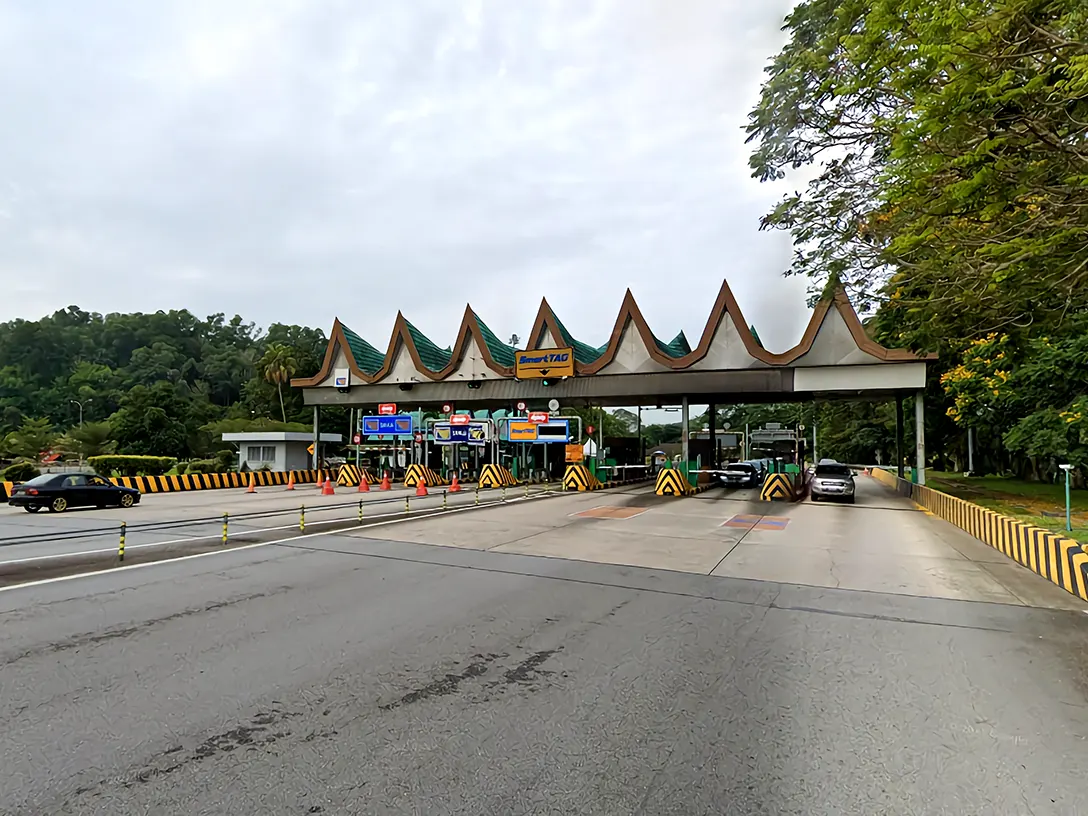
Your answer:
(0, 0), (812, 352)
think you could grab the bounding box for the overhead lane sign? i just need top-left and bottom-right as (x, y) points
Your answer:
(362, 415), (414, 436)
(515, 347), (574, 379)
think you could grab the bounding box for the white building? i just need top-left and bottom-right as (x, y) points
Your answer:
(221, 432), (343, 472)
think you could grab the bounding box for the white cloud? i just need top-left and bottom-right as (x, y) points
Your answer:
(0, 0), (812, 351)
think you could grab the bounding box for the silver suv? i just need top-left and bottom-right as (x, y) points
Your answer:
(810, 462), (855, 504)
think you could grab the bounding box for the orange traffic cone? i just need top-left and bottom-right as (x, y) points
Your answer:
(379, 472), (392, 491)
(322, 478), (335, 496)
(285, 472), (295, 490)
(246, 472), (257, 494)
(449, 473), (462, 493)
(415, 480), (429, 497)
(357, 473), (370, 492)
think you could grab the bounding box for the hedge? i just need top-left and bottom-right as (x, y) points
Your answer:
(1, 460), (40, 482)
(87, 455), (178, 477)
(186, 459), (218, 474)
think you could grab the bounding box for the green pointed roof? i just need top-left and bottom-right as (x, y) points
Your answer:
(652, 330), (691, 359)
(340, 324), (385, 375)
(550, 314), (605, 364)
(472, 311), (516, 367)
(402, 317), (452, 371)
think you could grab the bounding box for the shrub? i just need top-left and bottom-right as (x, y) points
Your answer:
(185, 459), (218, 474)
(175, 461), (189, 475)
(87, 455), (178, 477)
(258, 463), (272, 472)
(215, 449), (235, 471)
(2, 460), (40, 482)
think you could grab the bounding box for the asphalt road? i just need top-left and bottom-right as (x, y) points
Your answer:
(2, 516), (1087, 814)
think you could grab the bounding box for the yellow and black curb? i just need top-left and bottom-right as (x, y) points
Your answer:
(563, 464), (603, 491)
(870, 468), (1088, 602)
(337, 464), (377, 487)
(654, 468), (694, 496)
(478, 463), (517, 488)
(403, 464), (447, 488)
(759, 473), (795, 502)
(114, 469), (323, 493)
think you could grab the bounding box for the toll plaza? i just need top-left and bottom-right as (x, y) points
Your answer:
(292, 279), (933, 491)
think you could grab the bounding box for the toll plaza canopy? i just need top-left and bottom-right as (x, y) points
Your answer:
(291, 280), (933, 408)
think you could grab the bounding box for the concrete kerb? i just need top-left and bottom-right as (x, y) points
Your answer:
(868, 468), (1088, 602)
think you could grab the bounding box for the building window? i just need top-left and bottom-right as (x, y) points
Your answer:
(247, 445), (276, 462)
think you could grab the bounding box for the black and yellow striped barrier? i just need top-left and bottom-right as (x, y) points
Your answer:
(337, 464), (377, 487)
(403, 464), (447, 487)
(563, 464), (603, 491)
(654, 468), (694, 496)
(112, 469), (324, 493)
(759, 473), (795, 501)
(869, 469), (1088, 602)
(0, 480), (12, 500)
(479, 463), (517, 488)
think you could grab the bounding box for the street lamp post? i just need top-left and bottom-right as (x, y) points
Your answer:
(70, 399), (86, 428)
(1059, 464), (1073, 532)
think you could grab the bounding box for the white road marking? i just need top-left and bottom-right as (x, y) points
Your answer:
(0, 494), (551, 593)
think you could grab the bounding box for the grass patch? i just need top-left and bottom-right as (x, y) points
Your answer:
(926, 471), (1088, 545)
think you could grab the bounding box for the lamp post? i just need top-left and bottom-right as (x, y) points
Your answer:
(1059, 464), (1073, 532)
(69, 399), (87, 428)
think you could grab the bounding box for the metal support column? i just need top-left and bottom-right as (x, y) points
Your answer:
(681, 398), (689, 465)
(895, 396), (904, 479)
(707, 402), (716, 468)
(967, 427), (974, 474)
(915, 390), (926, 485)
(312, 406), (320, 469)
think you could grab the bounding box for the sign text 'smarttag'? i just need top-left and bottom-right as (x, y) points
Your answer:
(517, 352), (570, 365)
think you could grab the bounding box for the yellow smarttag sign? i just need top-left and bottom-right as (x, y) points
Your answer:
(515, 347), (574, 379)
(508, 421), (539, 441)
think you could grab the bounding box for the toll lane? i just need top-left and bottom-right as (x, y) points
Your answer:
(1, 516), (1086, 814)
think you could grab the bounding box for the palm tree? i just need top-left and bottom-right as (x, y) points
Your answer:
(259, 343), (298, 423)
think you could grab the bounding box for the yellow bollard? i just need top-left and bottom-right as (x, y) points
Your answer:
(405, 495), (410, 513)
(442, 490), (447, 510)
(475, 486), (480, 506)
(524, 482), (529, 498)
(300, 504), (306, 532)
(502, 486), (507, 502)
(358, 500), (364, 524)
(119, 521), (126, 562)
(222, 513), (228, 545)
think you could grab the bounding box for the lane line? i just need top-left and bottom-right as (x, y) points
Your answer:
(0, 494), (553, 594)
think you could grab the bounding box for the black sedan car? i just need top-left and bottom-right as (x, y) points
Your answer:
(7, 473), (141, 513)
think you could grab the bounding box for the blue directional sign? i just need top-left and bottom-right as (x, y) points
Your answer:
(361, 415), (414, 437)
(433, 424), (469, 445)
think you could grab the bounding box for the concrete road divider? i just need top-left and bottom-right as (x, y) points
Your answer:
(479, 463), (517, 489)
(114, 469), (324, 494)
(337, 464), (376, 487)
(869, 467), (1088, 602)
(759, 473), (795, 502)
(563, 465), (602, 491)
(403, 464), (447, 488)
(654, 469), (694, 496)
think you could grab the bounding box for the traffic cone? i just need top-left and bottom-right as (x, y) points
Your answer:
(246, 473), (257, 494)
(357, 473), (370, 492)
(449, 473), (462, 493)
(322, 478), (335, 496)
(285, 473), (295, 491)
(415, 480), (429, 497)
(379, 472), (392, 491)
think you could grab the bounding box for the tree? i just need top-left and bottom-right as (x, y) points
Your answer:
(259, 343), (299, 423)
(109, 384), (190, 457)
(1, 417), (56, 461)
(57, 420), (116, 460)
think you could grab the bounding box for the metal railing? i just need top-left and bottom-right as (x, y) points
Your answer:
(2, 483), (564, 562)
